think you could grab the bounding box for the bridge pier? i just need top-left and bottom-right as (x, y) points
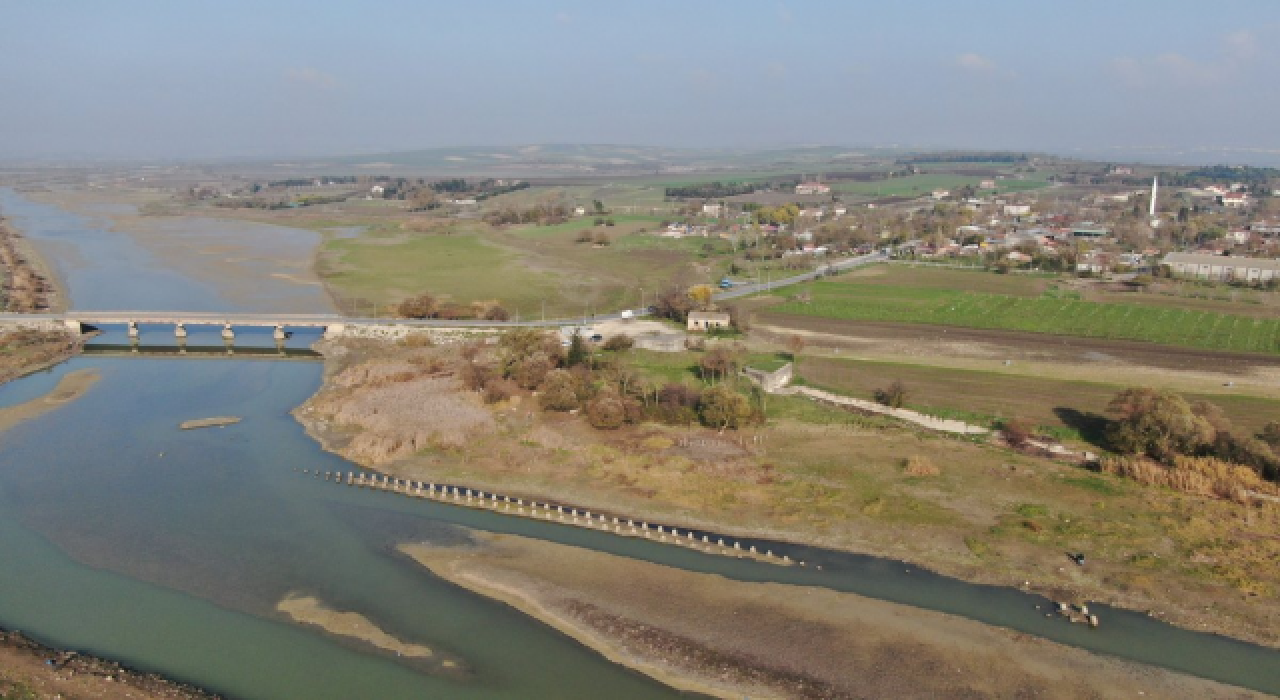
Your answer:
(174, 323), (187, 339)
(63, 319), (82, 333)
(221, 323), (235, 340)
(323, 323), (345, 340)
(273, 325), (287, 341)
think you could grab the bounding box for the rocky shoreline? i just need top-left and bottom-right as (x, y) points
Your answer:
(0, 627), (221, 700)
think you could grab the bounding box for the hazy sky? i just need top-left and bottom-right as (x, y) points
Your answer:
(2, 0), (1278, 161)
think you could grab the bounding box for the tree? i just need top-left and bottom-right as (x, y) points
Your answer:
(688, 284), (715, 309)
(874, 380), (909, 408)
(397, 293), (437, 319)
(566, 331), (589, 367)
(539, 369), (582, 411)
(653, 285), (696, 322)
(699, 385), (753, 431)
(1105, 388), (1216, 463)
(484, 305), (511, 321)
(698, 344), (743, 383)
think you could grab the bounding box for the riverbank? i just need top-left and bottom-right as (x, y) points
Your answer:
(403, 532), (1266, 699)
(0, 627), (221, 700)
(295, 334), (1280, 655)
(0, 329), (82, 388)
(0, 216), (62, 313)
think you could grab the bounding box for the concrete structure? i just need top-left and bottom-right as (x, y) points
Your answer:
(795, 182), (830, 195)
(742, 362), (793, 392)
(687, 310), (731, 332)
(1161, 252), (1280, 283)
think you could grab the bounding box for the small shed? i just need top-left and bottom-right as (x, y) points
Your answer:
(687, 310), (731, 332)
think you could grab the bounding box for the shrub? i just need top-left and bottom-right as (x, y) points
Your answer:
(483, 378), (519, 404)
(902, 455), (940, 476)
(873, 380), (909, 408)
(458, 361), (497, 391)
(397, 293), (437, 319)
(586, 391), (627, 429)
(539, 369), (582, 411)
(1001, 418), (1035, 447)
(510, 352), (555, 390)
(602, 335), (634, 351)
(484, 305), (511, 321)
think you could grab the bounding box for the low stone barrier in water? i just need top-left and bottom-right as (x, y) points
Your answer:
(296, 468), (798, 567)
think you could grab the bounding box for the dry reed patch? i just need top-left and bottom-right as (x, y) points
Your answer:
(315, 374), (495, 465)
(903, 455), (941, 477)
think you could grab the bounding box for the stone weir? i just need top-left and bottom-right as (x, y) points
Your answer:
(297, 469), (797, 567)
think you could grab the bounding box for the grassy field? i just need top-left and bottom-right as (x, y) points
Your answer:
(796, 355), (1280, 442)
(770, 266), (1280, 354)
(830, 174), (1049, 198)
(317, 214), (740, 316)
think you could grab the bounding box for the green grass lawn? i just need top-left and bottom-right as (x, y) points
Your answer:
(320, 233), (566, 314)
(770, 268), (1280, 354)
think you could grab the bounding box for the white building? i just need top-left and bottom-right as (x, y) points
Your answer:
(795, 182), (831, 195)
(370, 185), (385, 195)
(1004, 204), (1031, 217)
(1161, 252), (1280, 283)
(702, 203), (723, 217)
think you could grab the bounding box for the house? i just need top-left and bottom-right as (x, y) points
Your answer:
(1110, 166), (1133, 176)
(573, 205), (587, 216)
(979, 179), (997, 189)
(795, 182), (831, 195)
(1004, 204), (1031, 217)
(1221, 192), (1249, 208)
(832, 206), (847, 218)
(1204, 184), (1229, 196)
(702, 203), (723, 217)
(687, 310), (732, 332)
(798, 208), (824, 219)
(1227, 230), (1251, 245)
(931, 190), (950, 200)
(370, 185), (385, 195)
(1161, 252), (1280, 283)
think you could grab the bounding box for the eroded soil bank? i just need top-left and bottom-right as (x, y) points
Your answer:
(0, 627), (221, 700)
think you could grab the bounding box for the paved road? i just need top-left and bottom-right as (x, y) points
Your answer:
(0, 252), (888, 329)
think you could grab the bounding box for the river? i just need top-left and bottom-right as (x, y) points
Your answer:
(1, 187), (1279, 698)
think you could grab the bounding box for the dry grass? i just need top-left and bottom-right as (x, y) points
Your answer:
(902, 455), (941, 477)
(1100, 455), (1278, 503)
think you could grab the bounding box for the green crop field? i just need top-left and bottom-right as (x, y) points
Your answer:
(769, 270), (1280, 354)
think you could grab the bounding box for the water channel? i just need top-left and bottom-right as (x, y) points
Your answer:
(1, 187), (1279, 698)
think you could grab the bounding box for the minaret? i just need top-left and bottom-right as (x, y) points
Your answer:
(1149, 176), (1161, 228)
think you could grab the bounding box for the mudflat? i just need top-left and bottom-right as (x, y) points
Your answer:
(0, 368), (99, 433)
(403, 533), (1266, 700)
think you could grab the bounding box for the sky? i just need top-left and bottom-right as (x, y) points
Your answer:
(2, 0), (1278, 162)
